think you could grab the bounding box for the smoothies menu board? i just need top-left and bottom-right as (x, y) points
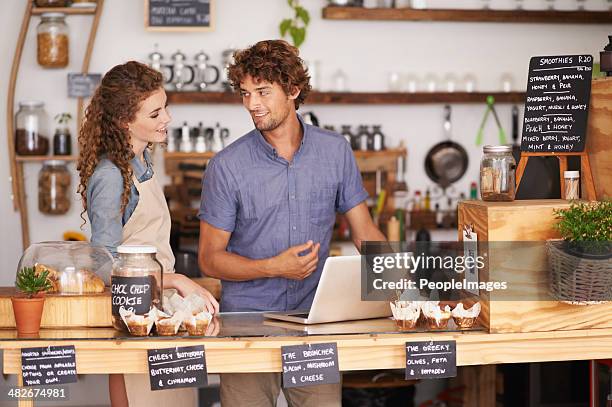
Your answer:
(521, 55), (593, 153)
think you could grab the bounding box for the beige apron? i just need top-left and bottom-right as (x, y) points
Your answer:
(120, 172), (196, 407)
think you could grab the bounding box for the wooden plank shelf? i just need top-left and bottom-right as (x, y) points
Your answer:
(32, 7), (97, 15)
(167, 91), (525, 105)
(322, 6), (612, 24)
(15, 155), (78, 162)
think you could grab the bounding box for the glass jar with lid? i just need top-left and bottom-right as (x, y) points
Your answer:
(480, 145), (516, 201)
(15, 101), (50, 156)
(37, 13), (69, 68)
(39, 160), (71, 214)
(111, 245), (163, 331)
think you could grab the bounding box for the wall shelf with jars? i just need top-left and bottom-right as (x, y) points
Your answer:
(322, 6), (612, 24)
(6, 0), (105, 249)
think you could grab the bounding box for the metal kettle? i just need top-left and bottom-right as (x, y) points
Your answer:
(193, 50), (220, 91)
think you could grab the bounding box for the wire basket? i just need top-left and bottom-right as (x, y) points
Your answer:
(547, 239), (612, 305)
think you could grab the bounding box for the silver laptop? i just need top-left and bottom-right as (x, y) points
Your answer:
(263, 255), (391, 324)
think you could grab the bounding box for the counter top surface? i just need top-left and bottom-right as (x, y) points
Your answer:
(2, 313), (612, 374)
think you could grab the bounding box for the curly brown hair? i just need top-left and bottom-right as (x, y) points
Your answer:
(77, 61), (163, 222)
(228, 40), (311, 109)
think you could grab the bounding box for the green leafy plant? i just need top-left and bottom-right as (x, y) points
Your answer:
(279, 0), (310, 48)
(54, 112), (72, 125)
(553, 201), (612, 256)
(15, 267), (52, 298)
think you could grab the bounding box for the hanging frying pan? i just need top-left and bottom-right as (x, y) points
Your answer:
(424, 105), (469, 188)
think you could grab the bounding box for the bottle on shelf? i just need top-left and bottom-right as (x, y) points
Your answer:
(179, 121), (192, 153)
(424, 188), (431, 211)
(413, 190), (422, 211)
(340, 125), (354, 148)
(370, 125), (385, 152)
(52, 112), (72, 156)
(435, 203), (442, 228)
(470, 181), (478, 200)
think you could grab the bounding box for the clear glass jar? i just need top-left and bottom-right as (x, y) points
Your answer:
(111, 245), (163, 331)
(15, 101), (50, 156)
(38, 160), (71, 214)
(37, 13), (69, 68)
(480, 145), (516, 201)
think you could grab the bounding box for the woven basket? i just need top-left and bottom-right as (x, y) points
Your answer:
(547, 239), (612, 305)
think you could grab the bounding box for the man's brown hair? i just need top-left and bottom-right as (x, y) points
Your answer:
(228, 40), (311, 109)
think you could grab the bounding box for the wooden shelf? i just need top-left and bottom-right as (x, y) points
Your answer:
(32, 7), (97, 15)
(15, 155), (78, 162)
(164, 152), (215, 160)
(322, 6), (612, 24)
(167, 91), (525, 105)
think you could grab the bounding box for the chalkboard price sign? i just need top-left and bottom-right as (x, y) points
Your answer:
(145, 0), (215, 32)
(148, 346), (207, 391)
(21, 345), (77, 387)
(405, 340), (457, 380)
(67, 73), (101, 98)
(281, 343), (340, 389)
(521, 55), (593, 153)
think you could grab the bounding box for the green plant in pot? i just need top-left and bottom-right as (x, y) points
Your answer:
(553, 200), (612, 259)
(12, 266), (53, 335)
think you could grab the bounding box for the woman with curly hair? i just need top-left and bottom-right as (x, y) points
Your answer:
(77, 61), (218, 406)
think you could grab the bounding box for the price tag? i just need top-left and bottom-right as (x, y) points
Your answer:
(148, 346), (207, 391)
(281, 343), (340, 388)
(21, 345), (77, 386)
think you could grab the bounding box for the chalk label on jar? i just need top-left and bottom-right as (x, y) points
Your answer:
(111, 276), (152, 315)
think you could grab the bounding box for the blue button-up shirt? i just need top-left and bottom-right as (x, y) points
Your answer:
(199, 116), (369, 312)
(87, 149), (154, 257)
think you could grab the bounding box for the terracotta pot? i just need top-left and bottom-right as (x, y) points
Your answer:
(11, 296), (45, 335)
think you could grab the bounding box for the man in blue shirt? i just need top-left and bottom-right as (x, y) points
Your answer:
(198, 40), (386, 407)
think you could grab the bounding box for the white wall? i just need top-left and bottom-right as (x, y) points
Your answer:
(1, 0), (608, 277)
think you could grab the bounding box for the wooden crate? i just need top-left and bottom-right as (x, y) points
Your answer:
(458, 199), (612, 333)
(0, 288), (112, 328)
(587, 77), (612, 200)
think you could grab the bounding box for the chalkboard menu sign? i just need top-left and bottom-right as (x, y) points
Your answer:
(67, 73), (101, 98)
(281, 343), (340, 388)
(145, 0), (215, 32)
(521, 55), (593, 153)
(111, 276), (153, 316)
(21, 346), (77, 386)
(148, 346), (207, 391)
(405, 340), (457, 380)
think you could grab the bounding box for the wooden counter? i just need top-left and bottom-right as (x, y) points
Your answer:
(2, 313), (612, 375)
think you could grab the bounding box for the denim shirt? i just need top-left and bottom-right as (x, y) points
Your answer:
(199, 115), (369, 312)
(87, 149), (154, 257)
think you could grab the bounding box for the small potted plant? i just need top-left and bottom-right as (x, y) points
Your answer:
(12, 266), (53, 335)
(548, 201), (612, 304)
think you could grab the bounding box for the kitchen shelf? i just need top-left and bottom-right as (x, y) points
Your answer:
(322, 6), (612, 24)
(32, 7), (97, 15)
(15, 155), (78, 162)
(167, 91), (525, 105)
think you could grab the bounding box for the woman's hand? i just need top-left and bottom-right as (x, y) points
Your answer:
(164, 273), (219, 315)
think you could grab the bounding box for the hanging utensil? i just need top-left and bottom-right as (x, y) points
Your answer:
(424, 105), (469, 189)
(476, 95), (507, 146)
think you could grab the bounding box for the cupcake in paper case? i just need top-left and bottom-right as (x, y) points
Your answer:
(451, 302), (481, 329)
(119, 307), (157, 337)
(390, 301), (421, 331)
(155, 310), (185, 336)
(184, 311), (212, 336)
(421, 301), (452, 329)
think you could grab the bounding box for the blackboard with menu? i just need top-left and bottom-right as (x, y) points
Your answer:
(145, 0), (215, 31)
(521, 55), (593, 153)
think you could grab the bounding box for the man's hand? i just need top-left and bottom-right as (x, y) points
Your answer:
(267, 240), (320, 280)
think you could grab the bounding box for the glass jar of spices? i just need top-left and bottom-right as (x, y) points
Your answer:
(480, 145), (516, 201)
(35, 0), (69, 6)
(15, 101), (50, 156)
(38, 160), (71, 214)
(37, 13), (69, 68)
